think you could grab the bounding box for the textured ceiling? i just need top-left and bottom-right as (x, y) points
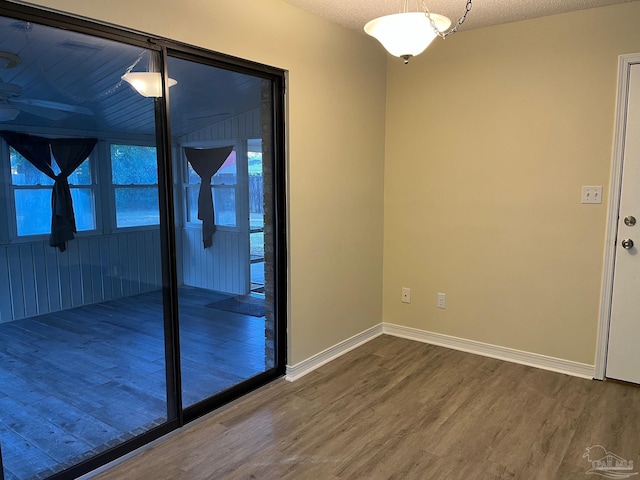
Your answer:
(284, 0), (639, 32)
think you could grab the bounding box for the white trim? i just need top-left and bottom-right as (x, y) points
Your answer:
(0, 138), (11, 245)
(383, 323), (595, 379)
(285, 324), (384, 381)
(286, 322), (594, 382)
(595, 53), (640, 380)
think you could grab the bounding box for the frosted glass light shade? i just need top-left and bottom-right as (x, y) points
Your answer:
(121, 72), (178, 98)
(364, 12), (451, 59)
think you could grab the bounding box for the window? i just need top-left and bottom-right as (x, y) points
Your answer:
(248, 140), (263, 231)
(10, 147), (95, 237)
(185, 148), (237, 228)
(110, 144), (159, 228)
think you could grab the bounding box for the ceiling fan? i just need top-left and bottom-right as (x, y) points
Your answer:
(0, 51), (94, 122)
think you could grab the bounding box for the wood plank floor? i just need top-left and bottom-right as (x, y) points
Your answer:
(0, 287), (266, 480)
(91, 335), (640, 480)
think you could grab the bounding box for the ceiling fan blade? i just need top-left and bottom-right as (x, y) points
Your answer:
(11, 97), (94, 116)
(14, 103), (69, 121)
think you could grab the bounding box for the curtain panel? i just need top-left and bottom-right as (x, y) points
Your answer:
(184, 146), (233, 248)
(1, 131), (97, 251)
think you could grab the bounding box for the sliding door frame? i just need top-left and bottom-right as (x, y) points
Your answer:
(0, 2), (287, 479)
(161, 44), (287, 422)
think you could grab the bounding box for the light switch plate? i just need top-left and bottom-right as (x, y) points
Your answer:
(581, 186), (603, 204)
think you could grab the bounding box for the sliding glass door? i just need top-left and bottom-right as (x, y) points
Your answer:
(0, 20), (173, 479)
(0, 4), (285, 479)
(167, 54), (279, 412)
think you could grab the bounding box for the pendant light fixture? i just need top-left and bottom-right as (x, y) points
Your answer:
(122, 72), (177, 98)
(364, 0), (473, 64)
(122, 51), (177, 98)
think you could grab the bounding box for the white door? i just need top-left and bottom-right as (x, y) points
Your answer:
(607, 61), (640, 384)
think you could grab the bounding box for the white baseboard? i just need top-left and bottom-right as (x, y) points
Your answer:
(285, 324), (384, 381)
(286, 322), (595, 383)
(383, 323), (595, 379)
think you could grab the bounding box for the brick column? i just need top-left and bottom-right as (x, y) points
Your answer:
(261, 79), (276, 369)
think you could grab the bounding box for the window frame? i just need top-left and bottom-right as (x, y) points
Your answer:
(1, 138), (100, 244)
(0, 139), (12, 245)
(181, 139), (244, 233)
(107, 140), (161, 233)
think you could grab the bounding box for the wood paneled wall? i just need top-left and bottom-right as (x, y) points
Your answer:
(181, 228), (246, 295)
(183, 108), (261, 142)
(179, 108), (260, 295)
(0, 230), (162, 323)
(0, 108), (260, 323)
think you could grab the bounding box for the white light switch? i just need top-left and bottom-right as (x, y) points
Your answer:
(581, 186), (603, 204)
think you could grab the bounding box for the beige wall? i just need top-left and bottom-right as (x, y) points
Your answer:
(20, 0), (639, 370)
(23, 0), (387, 365)
(383, 2), (640, 365)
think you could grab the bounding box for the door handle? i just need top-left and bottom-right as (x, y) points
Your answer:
(624, 216), (637, 226)
(621, 238), (634, 249)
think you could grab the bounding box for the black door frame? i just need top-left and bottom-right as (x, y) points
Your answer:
(0, 2), (287, 479)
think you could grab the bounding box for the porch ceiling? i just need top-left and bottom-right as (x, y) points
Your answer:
(0, 15), (260, 138)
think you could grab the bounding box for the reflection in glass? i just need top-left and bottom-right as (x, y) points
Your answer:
(168, 55), (271, 408)
(0, 17), (168, 480)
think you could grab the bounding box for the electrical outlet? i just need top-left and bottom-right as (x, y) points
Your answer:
(581, 186), (603, 204)
(437, 292), (446, 309)
(401, 287), (411, 304)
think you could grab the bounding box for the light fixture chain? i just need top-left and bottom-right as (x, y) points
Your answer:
(423, 0), (472, 39)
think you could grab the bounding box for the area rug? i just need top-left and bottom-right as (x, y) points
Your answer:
(206, 295), (266, 317)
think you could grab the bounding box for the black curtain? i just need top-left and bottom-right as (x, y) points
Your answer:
(184, 146), (233, 248)
(1, 132), (97, 252)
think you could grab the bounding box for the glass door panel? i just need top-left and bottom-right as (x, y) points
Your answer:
(0, 16), (171, 479)
(0, 6), (284, 478)
(167, 55), (275, 408)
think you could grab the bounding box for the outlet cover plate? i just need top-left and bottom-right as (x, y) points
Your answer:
(401, 287), (411, 304)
